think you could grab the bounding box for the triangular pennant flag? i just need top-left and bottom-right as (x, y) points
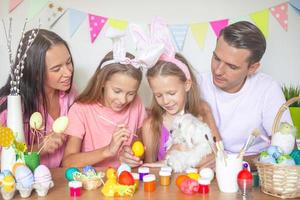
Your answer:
(209, 19), (229, 37)
(190, 22), (209, 49)
(229, 15), (252, 24)
(169, 24), (189, 51)
(39, 1), (67, 29)
(88, 14), (108, 43)
(68, 9), (87, 37)
(289, 0), (300, 16)
(250, 9), (269, 38)
(9, 0), (23, 13)
(107, 18), (128, 30)
(270, 3), (288, 31)
(27, 0), (48, 21)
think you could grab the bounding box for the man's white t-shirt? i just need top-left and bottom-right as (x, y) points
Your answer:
(198, 72), (291, 155)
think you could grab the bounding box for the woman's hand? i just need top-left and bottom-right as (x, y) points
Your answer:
(105, 124), (131, 157)
(40, 132), (66, 154)
(119, 145), (143, 167)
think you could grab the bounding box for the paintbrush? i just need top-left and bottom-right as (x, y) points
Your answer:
(205, 134), (217, 156)
(237, 128), (260, 159)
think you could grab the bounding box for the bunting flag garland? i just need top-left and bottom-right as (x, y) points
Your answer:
(107, 18), (128, 30)
(250, 9), (269, 38)
(9, 0), (23, 13)
(190, 22), (209, 49)
(289, 0), (300, 16)
(88, 14), (108, 43)
(270, 3), (288, 31)
(68, 9), (87, 37)
(39, 1), (66, 28)
(169, 24), (189, 51)
(27, 0), (48, 21)
(209, 19), (229, 37)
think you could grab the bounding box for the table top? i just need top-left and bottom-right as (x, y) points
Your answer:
(12, 167), (284, 200)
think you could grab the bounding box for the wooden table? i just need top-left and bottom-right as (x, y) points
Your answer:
(13, 168), (284, 200)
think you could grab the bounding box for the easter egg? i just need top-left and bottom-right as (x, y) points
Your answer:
(65, 167), (80, 181)
(176, 175), (189, 188)
(267, 145), (282, 159)
(29, 112), (43, 130)
(52, 116), (69, 134)
(180, 179), (199, 194)
(290, 149), (300, 165)
(118, 171), (134, 185)
(2, 175), (15, 192)
(132, 141), (144, 157)
(0, 127), (14, 147)
(199, 168), (214, 182)
(277, 155), (296, 165)
(12, 162), (26, 176)
(117, 163), (131, 177)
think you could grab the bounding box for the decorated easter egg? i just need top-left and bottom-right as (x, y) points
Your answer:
(118, 171), (134, 185)
(12, 162), (26, 176)
(180, 178), (199, 195)
(277, 155), (296, 165)
(2, 175), (16, 192)
(65, 167), (80, 181)
(199, 168), (214, 182)
(52, 116), (68, 134)
(259, 151), (276, 164)
(176, 175), (189, 188)
(117, 163), (131, 177)
(267, 145), (282, 159)
(29, 112), (43, 130)
(132, 141), (144, 157)
(34, 165), (53, 186)
(0, 126), (14, 147)
(290, 149), (300, 165)
(15, 165), (34, 187)
(83, 165), (97, 176)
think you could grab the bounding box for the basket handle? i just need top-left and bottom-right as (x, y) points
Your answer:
(272, 96), (300, 134)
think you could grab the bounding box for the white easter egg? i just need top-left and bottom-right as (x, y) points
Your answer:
(52, 116), (69, 134)
(29, 112), (43, 130)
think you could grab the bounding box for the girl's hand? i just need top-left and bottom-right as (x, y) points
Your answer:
(40, 133), (66, 154)
(106, 125), (131, 157)
(119, 145), (143, 167)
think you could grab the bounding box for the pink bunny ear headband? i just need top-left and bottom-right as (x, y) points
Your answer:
(130, 17), (191, 80)
(100, 27), (164, 69)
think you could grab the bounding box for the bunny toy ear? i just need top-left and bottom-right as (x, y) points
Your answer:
(150, 17), (176, 58)
(105, 27), (127, 62)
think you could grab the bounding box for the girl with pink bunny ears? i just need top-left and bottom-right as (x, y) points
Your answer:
(62, 27), (161, 168)
(134, 17), (221, 168)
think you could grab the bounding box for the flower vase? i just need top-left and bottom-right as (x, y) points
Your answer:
(1, 95), (25, 171)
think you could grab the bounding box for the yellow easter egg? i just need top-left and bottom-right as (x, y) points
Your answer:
(131, 141), (144, 157)
(3, 175), (15, 192)
(187, 172), (200, 181)
(0, 127), (14, 147)
(29, 112), (43, 130)
(52, 116), (69, 134)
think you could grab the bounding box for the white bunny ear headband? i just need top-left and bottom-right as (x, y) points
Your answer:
(130, 17), (191, 80)
(100, 27), (164, 69)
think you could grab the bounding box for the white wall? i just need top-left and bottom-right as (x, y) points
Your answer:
(1, 0), (299, 106)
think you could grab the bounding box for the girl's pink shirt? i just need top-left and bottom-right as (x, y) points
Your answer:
(64, 96), (146, 168)
(0, 89), (76, 168)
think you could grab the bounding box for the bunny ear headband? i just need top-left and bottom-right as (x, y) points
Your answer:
(130, 17), (191, 80)
(100, 27), (164, 69)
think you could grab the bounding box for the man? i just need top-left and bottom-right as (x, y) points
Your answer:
(198, 21), (292, 164)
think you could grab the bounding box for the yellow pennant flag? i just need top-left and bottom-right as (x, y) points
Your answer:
(250, 9), (269, 38)
(108, 18), (128, 30)
(190, 22), (209, 49)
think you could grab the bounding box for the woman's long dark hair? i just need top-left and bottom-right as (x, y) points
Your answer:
(0, 29), (74, 143)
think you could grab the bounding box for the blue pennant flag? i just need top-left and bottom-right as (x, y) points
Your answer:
(169, 24), (189, 51)
(69, 9), (87, 37)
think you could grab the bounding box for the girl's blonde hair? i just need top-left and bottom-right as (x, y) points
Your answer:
(146, 53), (207, 159)
(76, 51), (142, 104)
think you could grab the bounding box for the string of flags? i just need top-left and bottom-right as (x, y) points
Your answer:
(6, 0), (300, 51)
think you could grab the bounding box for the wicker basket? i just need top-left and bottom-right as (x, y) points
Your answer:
(256, 97), (300, 199)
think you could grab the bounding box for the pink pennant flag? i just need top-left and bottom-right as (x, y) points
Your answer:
(270, 3), (288, 31)
(210, 19), (229, 37)
(88, 14), (108, 43)
(9, 0), (23, 13)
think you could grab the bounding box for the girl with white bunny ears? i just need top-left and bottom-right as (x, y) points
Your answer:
(62, 27), (157, 168)
(135, 17), (221, 168)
